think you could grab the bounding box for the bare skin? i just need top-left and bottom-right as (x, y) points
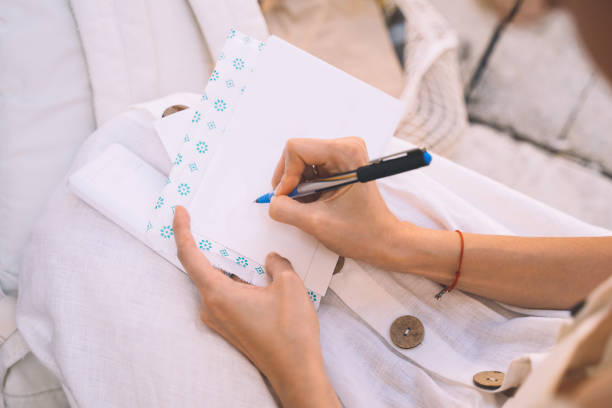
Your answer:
(175, 137), (611, 405)
(173, 1), (612, 405)
(174, 207), (340, 408)
(269, 137), (612, 310)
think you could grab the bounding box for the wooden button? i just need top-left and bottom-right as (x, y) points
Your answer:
(389, 315), (424, 349)
(161, 104), (189, 118)
(473, 371), (505, 390)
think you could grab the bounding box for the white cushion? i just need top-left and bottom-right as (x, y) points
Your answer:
(0, 0), (95, 294)
(69, 0), (267, 125)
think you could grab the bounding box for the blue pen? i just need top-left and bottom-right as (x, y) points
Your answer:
(254, 148), (432, 203)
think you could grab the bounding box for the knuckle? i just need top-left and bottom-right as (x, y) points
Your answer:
(204, 292), (224, 312)
(348, 136), (366, 149)
(332, 138), (368, 165)
(347, 138), (368, 162)
(285, 138), (298, 152)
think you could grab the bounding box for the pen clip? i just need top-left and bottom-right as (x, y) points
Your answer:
(369, 147), (427, 164)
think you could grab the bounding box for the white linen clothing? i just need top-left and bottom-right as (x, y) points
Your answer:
(1, 288), (69, 408)
(505, 274), (612, 407)
(15, 100), (609, 407)
(3, 0), (486, 405)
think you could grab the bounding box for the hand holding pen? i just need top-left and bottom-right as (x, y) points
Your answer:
(265, 137), (431, 270)
(255, 141), (431, 203)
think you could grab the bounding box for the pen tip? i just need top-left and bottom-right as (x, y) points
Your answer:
(254, 192), (273, 204)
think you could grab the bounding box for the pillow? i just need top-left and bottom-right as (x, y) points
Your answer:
(69, 0), (268, 125)
(0, 0), (95, 294)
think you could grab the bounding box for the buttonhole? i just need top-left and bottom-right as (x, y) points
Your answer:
(403, 328), (411, 336)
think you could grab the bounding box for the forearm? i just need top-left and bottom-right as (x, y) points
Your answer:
(383, 223), (612, 309)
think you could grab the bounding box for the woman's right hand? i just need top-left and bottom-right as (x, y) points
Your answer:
(269, 137), (419, 270)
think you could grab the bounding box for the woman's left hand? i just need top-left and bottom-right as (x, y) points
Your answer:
(173, 206), (340, 407)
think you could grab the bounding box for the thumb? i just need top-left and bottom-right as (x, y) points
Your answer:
(173, 206), (221, 292)
(269, 195), (317, 234)
(265, 252), (297, 281)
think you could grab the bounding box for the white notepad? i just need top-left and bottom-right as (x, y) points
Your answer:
(70, 30), (402, 304)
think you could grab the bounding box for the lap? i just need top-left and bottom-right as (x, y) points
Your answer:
(16, 104), (608, 407)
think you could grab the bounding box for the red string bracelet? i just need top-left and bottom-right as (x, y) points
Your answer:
(435, 230), (464, 300)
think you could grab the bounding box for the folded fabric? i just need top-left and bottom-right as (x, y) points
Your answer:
(17, 98), (609, 406)
(69, 0), (268, 125)
(0, 0), (95, 295)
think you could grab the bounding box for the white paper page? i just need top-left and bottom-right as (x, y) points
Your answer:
(69, 143), (261, 278)
(154, 107), (194, 161)
(189, 37), (403, 294)
(69, 144), (167, 245)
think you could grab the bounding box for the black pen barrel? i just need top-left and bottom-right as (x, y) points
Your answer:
(356, 149), (428, 183)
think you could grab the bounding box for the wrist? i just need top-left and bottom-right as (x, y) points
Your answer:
(383, 223), (459, 282)
(265, 352), (339, 407)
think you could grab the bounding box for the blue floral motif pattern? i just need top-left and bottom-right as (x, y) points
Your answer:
(214, 99), (227, 112)
(150, 29), (287, 294)
(307, 290), (318, 303)
(209, 69), (219, 82)
(165, 177), (171, 185)
(196, 141), (208, 154)
(198, 239), (212, 251)
(177, 183), (191, 196)
(160, 225), (174, 239)
(232, 58), (245, 70)
(236, 256), (248, 268)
